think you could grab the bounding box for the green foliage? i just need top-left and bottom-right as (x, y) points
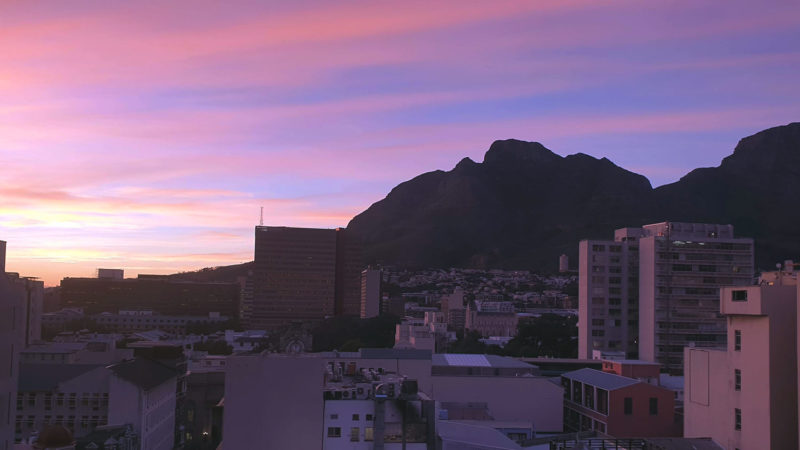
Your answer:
(502, 314), (578, 358)
(311, 314), (401, 352)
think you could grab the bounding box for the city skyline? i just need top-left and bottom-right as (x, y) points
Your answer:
(3, 0), (800, 284)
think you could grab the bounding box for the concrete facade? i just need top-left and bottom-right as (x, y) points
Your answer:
(0, 241), (24, 450)
(579, 222), (754, 372)
(360, 269), (382, 319)
(578, 227), (643, 359)
(251, 226), (362, 329)
(639, 223), (754, 373)
(108, 359), (178, 450)
(684, 285), (798, 450)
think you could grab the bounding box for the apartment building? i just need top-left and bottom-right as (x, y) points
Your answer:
(579, 227), (643, 359)
(15, 364), (110, 442)
(107, 358), (180, 450)
(684, 284), (798, 450)
(580, 222), (754, 372)
(561, 368), (679, 438)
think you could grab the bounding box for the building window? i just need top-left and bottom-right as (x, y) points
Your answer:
(366, 414), (373, 421)
(624, 397), (633, 415)
(330, 414), (338, 420)
(593, 245), (605, 252)
(352, 414), (359, 421)
(735, 369), (741, 391)
(350, 427), (359, 442)
(364, 427), (374, 441)
(734, 330), (741, 351)
(735, 408), (741, 430)
(597, 389), (608, 415)
(732, 290), (748, 302)
(584, 385), (594, 409)
(327, 427), (341, 438)
(649, 398), (658, 415)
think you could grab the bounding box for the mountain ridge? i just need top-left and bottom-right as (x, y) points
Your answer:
(348, 122), (800, 271)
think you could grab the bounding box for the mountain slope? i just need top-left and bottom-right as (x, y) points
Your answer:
(348, 123), (800, 271)
(348, 139), (657, 269)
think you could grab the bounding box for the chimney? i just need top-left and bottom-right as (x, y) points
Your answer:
(0, 240), (6, 273)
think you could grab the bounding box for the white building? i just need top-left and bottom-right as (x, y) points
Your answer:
(107, 358), (179, 450)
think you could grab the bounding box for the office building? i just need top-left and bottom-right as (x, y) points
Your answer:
(60, 274), (240, 319)
(251, 226), (362, 329)
(561, 368), (680, 437)
(579, 222), (754, 372)
(684, 284), (798, 450)
(638, 222), (753, 372)
(360, 268), (382, 319)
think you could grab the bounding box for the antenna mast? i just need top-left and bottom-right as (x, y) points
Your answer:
(260, 206), (264, 226)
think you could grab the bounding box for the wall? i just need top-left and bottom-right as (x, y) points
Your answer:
(430, 376), (562, 433)
(606, 382), (678, 437)
(223, 355), (325, 449)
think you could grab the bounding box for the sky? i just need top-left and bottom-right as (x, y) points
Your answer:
(2, 0), (799, 285)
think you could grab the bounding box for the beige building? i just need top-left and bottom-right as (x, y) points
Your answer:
(684, 285), (798, 450)
(578, 227), (644, 359)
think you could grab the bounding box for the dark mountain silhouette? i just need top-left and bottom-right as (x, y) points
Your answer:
(347, 122), (800, 272)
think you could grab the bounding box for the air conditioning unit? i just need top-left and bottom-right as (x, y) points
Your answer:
(342, 390), (351, 399)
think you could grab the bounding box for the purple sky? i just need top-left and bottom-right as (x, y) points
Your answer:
(2, 0), (799, 285)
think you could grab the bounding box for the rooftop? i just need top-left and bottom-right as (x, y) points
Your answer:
(437, 421), (522, 449)
(108, 358), (181, 390)
(433, 354), (536, 369)
(562, 368), (640, 391)
(19, 364), (105, 391)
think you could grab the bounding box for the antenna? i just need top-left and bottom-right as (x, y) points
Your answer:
(260, 206), (264, 226)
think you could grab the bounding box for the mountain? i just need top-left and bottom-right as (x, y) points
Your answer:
(348, 123), (800, 271)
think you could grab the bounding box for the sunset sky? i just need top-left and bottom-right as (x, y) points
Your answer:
(2, 0), (799, 285)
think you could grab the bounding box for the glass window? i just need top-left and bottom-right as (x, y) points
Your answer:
(351, 414), (359, 421)
(624, 397), (633, 415)
(596, 389), (608, 415)
(350, 427), (359, 442)
(734, 330), (741, 351)
(365, 427), (374, 441)
(732, 290), (748, 302)
(735, 408), (741, 430)
(327, 427), (341, 438)
(735, 369), (741, 391)
(649, 398), (658, 415)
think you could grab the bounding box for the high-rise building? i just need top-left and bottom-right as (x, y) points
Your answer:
(578, 227), (644, 359)
(0, 241), (24, 450)
(579, 222), (754, 373)
(684, 284), (798, 450)
(360, 269), (382, 319)
(638, 222), (753, 373)
(251, 226), (362, 330)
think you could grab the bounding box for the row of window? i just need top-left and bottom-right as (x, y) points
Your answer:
(329, 413), (373, 421)
(327, 426), (374, 442)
